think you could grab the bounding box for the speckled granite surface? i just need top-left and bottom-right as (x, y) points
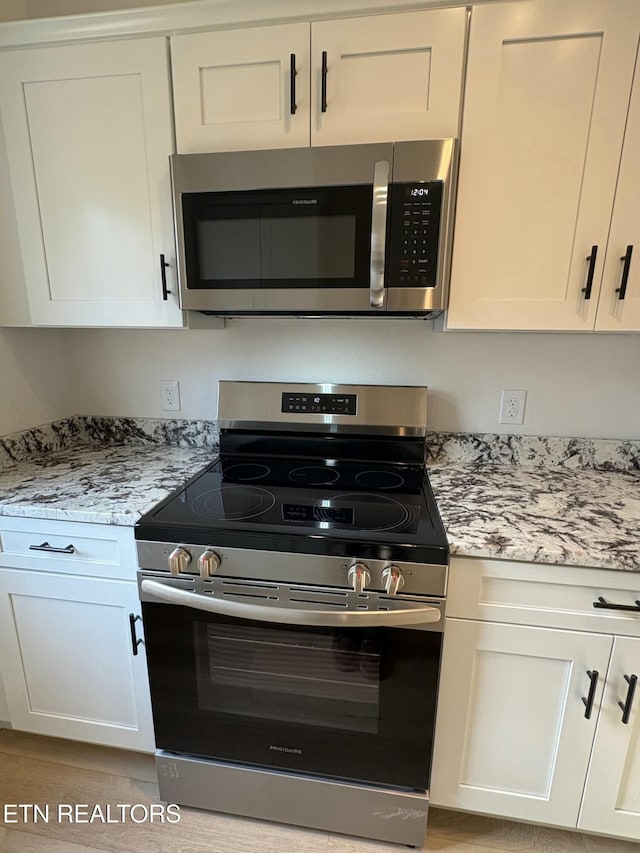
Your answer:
(428, 464), (640, 572)
(0, 444), (214, 526)
(0, 418), (638, 572)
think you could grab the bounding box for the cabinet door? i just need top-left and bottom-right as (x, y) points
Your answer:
(311, 9), (466, 146)
(0, 38), (183, 328)
(0, 569), (154, 752)
(579, 636), (640, 839)
(430, 619), (612, 827)
(172, 23), (310, 153)
(446, 0), (640, 330)
(595, 38), (640, 331)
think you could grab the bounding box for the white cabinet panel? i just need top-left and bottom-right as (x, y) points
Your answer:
(311, 8), (466, 145)
(172, 23), (310, 153)
(431, 618), (612, 827)
(0, 568), (154, 751)
(579, 636), (640, 838)
(447, 0), (640, 330)
(595, 39), (640, 331)
(0, 37), (183, 327)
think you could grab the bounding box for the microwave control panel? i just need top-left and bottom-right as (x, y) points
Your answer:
(282, 393), (357, 415)
(387, 181), (443, 288)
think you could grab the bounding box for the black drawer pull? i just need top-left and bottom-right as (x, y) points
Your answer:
(129, 613), (142, 657)
(618, 674), (637, 724)
(29, 542), (75, 555)
(582, 669), (599, 719)
(593, 596), (640, 612)
(290, 53), (297, 115)
(160, 254), (171, 300)
(616, 245), (633, 300)
(582, 245), (598, 299)
(321, 50), (328, 113)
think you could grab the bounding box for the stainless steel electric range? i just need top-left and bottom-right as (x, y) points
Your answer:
(135, 381), (449, 847)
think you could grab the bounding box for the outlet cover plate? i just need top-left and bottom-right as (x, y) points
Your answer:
(499, 389), (526, 425)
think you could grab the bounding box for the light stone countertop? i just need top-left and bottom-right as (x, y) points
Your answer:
(0, 444), (214, 526)
(428, 464), (640, 572)
(0, 443), (638, 573)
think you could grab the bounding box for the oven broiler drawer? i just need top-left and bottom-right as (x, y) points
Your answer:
(136, 541), (447, 599)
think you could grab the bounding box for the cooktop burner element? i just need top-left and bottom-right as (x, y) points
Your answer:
(192, 485), (276, 520)
(223, 463), (270, 481)
(289, 465), (340, 486)
(314, 493), (411, 532)
(355, 469), (405, 490)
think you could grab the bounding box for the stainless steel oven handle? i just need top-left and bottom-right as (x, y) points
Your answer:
(370, 159), (390, 308)
(140, 579), (441, 627)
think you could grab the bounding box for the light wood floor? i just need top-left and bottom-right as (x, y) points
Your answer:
(0, 729), (636, 853)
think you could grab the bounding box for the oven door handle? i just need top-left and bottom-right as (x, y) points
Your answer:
(370, 159), (390, 309)
(140, 580), (441, 627)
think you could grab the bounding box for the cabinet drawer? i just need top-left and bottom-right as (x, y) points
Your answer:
(0, 517), (137, 580)
(448, 557), (640, 637)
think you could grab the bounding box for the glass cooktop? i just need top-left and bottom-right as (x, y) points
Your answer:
(136, 457), (448, 564)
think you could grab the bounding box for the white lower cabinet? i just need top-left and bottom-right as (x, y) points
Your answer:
(579, 636), (640, 839)
(431, 557), (640, 843)
(0, 519), (154, 752)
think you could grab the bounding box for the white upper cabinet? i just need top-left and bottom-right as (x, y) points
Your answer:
(595, 50), (640, 331)
(172, 23), (311, 153)
(0, 38), (183, 328)
(171, 9), (466, 154)
(310, 8), (466, 146)
(446, 0), (640, 331)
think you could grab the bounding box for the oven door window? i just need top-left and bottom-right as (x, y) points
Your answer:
(181, 186), (372, 290)
(143, 603), (441, 791)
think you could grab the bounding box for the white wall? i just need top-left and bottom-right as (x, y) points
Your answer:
(0, 329), (73, 435)
(0, 0), (27, 21)
(63, 321), (640, 439)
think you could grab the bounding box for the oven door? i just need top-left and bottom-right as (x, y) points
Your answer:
(140, 579), (443, 792)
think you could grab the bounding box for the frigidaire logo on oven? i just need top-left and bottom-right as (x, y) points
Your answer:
(270, 745), (303, 755)
(291, 199), (317, 205)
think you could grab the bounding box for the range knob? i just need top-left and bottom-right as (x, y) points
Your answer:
(347, 562), (371, 593)
(168, 546), (191, 576)
(198, 549), (221, 579)
(382, 565), (405, 596)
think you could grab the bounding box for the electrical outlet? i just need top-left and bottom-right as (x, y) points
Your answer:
(161, 380), (181, 412)
(499, 389), (526, 425)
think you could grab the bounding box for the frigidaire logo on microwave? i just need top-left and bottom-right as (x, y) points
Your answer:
(291, 199), (317, 205)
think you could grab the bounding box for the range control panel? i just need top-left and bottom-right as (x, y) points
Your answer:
(281, 393), (357, 415)
(387, 181), (443, 287)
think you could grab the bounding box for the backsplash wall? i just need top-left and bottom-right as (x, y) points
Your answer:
(62, 320), (640, 439)
(0, 328), (73, 435)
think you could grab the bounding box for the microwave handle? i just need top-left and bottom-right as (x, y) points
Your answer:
(370, 160), (390, 308)
(140, 579), (441, 628)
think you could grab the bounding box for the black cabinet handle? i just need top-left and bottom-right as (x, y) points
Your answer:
(29, 542), (75, 555)
(129, 613), (142, 656)
(582, 245), (598, 299)
(615, 245), (633, 300)
(582, 669), (599, 719)
(321, 51), (328, 113)
(618, 674), (637, 724)
(290, 53), (297, 115)
(593, 596), (640, 612)
(160, 254), (171, 300)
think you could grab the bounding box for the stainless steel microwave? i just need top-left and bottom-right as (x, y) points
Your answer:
(171, 140), (458, 316)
